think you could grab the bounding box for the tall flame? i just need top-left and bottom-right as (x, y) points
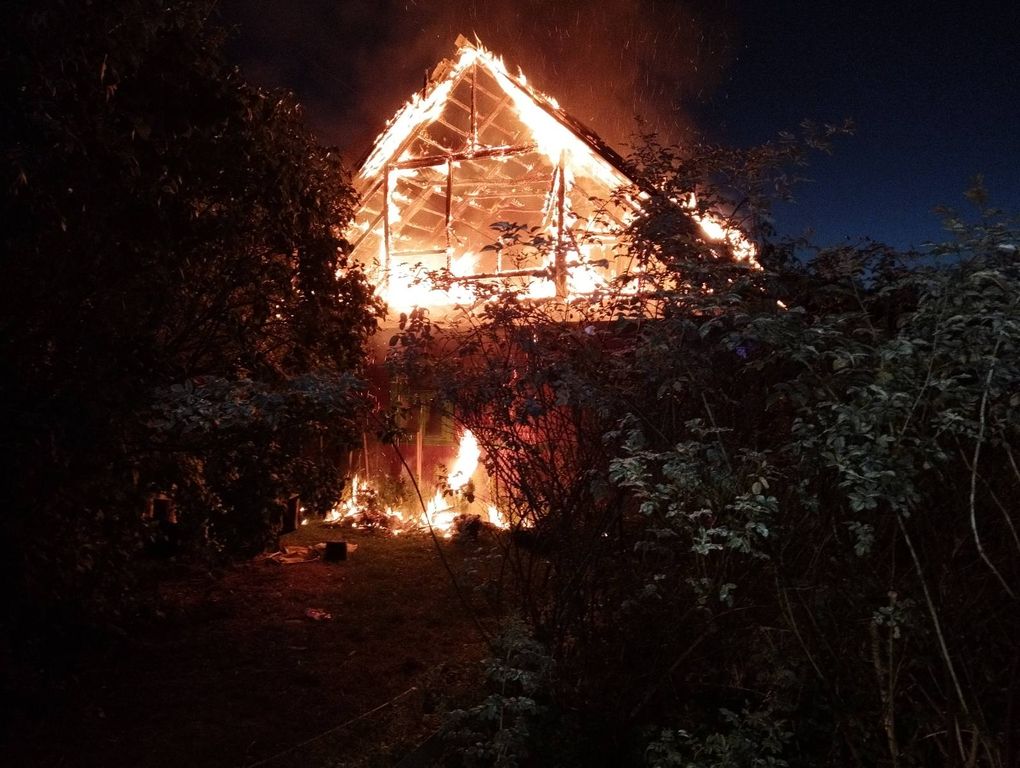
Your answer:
(421, 428), (481, 535)
(447, 429), (480, 491)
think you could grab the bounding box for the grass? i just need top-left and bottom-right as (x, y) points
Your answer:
(4, 522), (503, 768)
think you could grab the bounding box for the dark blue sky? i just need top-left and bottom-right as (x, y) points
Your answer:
(221, 0), (1020, 249)
(695, 1), (1020, 248)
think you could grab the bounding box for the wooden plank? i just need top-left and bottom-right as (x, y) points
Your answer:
(382, 168), (392, 275)
(434, 115), (472, 140)
(390, 143), (537, 171)
(445, 157), (454, 268)
(390, 248), (449, 258)
(470, 63), (478, 146)
(554, 158), (568, 298)
(348, 209), (384, 253)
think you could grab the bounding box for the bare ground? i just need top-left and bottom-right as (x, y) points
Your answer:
(4, 523), (500, 768)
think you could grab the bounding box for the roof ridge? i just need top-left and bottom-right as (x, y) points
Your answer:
(354, 37), (637, 191)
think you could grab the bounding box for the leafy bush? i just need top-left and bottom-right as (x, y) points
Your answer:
(146, 373), (368, 554)
(645, 705), (791, 768)
(393, 140), (1019, 766)
(443, 621), (556, 768)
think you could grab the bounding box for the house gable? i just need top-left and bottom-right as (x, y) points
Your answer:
(347, 37), (642, 308)
(348, 36), (756, 312)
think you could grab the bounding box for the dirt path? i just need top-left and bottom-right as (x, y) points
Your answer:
(5, 525), (495, 768)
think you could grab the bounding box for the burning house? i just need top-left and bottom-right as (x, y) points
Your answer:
(334, 37), (754, 535)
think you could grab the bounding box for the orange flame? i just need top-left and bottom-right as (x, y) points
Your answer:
(325, 429), (507, 538)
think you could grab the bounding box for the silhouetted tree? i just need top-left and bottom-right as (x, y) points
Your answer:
(1, 0), (381, 639)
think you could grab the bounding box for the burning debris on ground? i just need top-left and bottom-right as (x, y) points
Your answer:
(321, 429), (508, 539)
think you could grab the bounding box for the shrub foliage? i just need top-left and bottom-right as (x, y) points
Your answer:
(393, 134), (1019, 764)
(1, 0), (380, 635)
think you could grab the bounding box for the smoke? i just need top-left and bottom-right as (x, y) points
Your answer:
(220, 0), (739, 162)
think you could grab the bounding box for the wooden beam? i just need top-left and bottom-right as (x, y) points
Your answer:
(390, 248), (449, 258)
(470, 63), (478, 147)
(451, 257), (593, 282)
(445, 157), (454, 268)
(450, 177), (550, 189)
(395, 220), (441, 235)
(382, 168), (392, 277)
(435, 116), (472, 140)
(454, 267), (552, 280)
(554, 157), (568, 298)
(390, 143), (537, 171)
(349, 209), (384, 253)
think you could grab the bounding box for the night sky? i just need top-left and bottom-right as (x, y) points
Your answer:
(219, 0), (1020, 249)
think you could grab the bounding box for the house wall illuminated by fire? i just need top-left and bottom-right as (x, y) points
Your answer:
(338, 37), (754, 534)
